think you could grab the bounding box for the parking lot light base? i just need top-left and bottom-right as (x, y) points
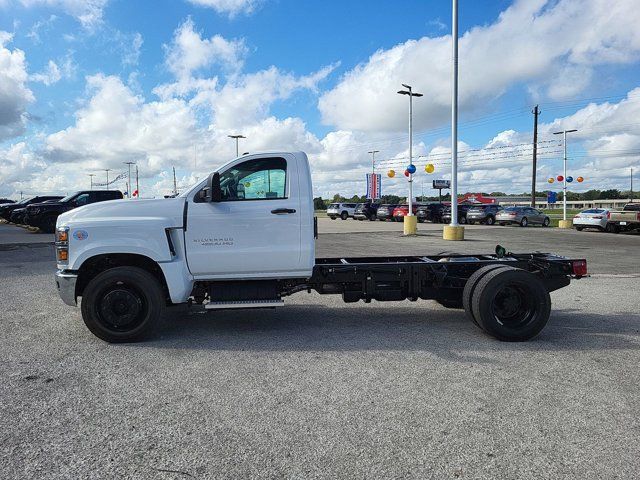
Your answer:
(403, 215), (418, 235)
(443, 225), (465, 241)
(558, 219), (573, 229)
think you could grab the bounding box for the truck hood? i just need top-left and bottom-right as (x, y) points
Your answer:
(58, 197), (185, 229)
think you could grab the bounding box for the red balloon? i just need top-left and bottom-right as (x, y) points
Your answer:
(557, 175), (564, 182)
(404, 170), (410, 177)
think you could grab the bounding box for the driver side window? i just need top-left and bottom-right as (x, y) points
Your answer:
(219, 157), (287, 201)
(75, 194), (90, 206)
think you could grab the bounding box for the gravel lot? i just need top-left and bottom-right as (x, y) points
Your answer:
(1, 221), (639, 479)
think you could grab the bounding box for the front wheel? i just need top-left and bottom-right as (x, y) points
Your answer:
(575, 226), (583, 231)
(520, 217), (528, 227)
(485, 216), (495, 225)
(340, 212), (348, 220)
(80, 266), (165, 343)
(542, 217), (550, 227)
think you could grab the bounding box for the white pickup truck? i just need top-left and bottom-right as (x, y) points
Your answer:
(55, 151), (587, 343)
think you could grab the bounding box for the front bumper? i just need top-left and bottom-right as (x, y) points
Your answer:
(55, 270), (78, 306)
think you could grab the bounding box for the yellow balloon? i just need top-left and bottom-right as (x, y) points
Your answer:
(547, 178), (554, 183)
(425, 163), (435, 174)
(387, 169), (395, 178)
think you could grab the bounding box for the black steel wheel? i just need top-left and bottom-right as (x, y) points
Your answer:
(471, 268), (551, 341)
(81, 266), (165, 343)
(462, 264), (515, 327)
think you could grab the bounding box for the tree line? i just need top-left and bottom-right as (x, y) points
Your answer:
(314, 189), (635, 210)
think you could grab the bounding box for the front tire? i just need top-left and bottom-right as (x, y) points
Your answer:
(340, 212), (348, 220)
(80, 266), (165, 343)
(520, 217), (528, 227)
(485, 216), (495, 225)
(542, 217), (550, 227)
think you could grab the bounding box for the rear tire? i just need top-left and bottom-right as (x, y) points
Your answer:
(340, 211), (348, 220)
(542, 217), (550, 227)
(605, 223), (619, 234)
(459, 216), (467, 225)
(471, 268), (551, 342)
(463, 265), (515, 327)
(485, 216), (495, 225)
(520, 217), (528, 227)
(42, 214), (58, 233)
(575, 226), (583, 231)
(80, 266), (165, 343)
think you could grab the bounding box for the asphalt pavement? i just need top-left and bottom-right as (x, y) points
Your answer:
(1, 221), (639, 479)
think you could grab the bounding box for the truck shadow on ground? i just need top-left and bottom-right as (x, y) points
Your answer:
(144, 303), (640, 361)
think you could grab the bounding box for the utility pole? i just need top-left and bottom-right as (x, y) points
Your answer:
(104, 169), (111, 191)
(531, 105), (540, 207)
(631, 167), (634, 202)
(135, 165), (139, 199)
(228, 134), (246, 157)
(123, 162), (135, 198)
(173, 166), (178, 196)
(88, 174), (95, 190)
(553, 129), (578, 226)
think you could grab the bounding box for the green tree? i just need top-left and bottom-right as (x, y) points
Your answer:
(599, 189), (621, 199)
(313, 197), (326, 210)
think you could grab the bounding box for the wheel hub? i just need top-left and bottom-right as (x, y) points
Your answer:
(99, 288), (143, 328)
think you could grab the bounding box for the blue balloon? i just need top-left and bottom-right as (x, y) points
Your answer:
(407, 164), (416, 174)
(566, 176), (574, 183)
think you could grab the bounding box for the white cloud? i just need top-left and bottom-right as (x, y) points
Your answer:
(319, 0), (640, 132)
(185, 0), (261, 17)
(30, 59), (62, 85)
(18, 0), (109, 29)
(0, 32), (34, 140)
(121, 32), (143, 67)
(165, 18), (246, 80)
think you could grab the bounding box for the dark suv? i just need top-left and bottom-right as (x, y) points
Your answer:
(465, 204), (504, 225)
(354, 202), (380, 221)
(441, 204), (474, 224)
(376, 204), (399, 221)
(25, 190), (123, 232)
(0, 196), (63, 221)
(416, 203), (445, 223)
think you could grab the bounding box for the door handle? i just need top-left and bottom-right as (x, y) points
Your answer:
(271, 208), (296, 214)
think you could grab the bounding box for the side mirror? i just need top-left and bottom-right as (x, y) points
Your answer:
(206, 172), (222, 202)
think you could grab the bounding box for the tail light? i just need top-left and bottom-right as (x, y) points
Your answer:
(607, 211), (611, 219)
(574, 214), (580, 219)
(572, 260), (588, 276)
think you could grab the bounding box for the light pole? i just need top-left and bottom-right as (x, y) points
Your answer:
(443, 0), (463, 241)
(553, 129), (577, 227)
(228, 134), (246, 157)
(103, 169), (111, 191)
(87, 174), (95, 190)
(123, 162), (135, 198)
(367, 150), (379, 177)
(397, 84), (423, 233)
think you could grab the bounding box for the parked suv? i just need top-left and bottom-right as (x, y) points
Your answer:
(416, 203), (445, 223)
(26, 190), (123, 232)
(496, 206), (550, 227)
(0, 196), (63, 221)
(441, 204), (474, 224)
(465, 204), (504, 225)
(376, 204), (399, 221)
(354, 202), (380, 221)
(326, 202), (357, 220)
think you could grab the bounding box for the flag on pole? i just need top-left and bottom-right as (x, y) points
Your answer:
(366, 173), (382, 199)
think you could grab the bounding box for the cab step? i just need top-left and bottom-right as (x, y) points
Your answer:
(204, 299), (284, 310)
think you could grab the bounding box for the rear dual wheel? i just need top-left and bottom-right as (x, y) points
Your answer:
(463, 265), (551, 341)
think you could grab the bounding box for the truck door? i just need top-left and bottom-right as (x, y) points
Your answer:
(185, 155), (304, 279)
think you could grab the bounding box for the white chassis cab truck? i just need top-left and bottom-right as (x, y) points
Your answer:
(55, 151), (587, 343)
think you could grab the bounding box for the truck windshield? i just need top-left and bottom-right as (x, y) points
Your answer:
(59, 193), (77, 203)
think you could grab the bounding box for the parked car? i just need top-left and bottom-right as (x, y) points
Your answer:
(604, 203), (640, 233)
(0, 198), (15, 205)
(441, 204), (474, 224)
(496, 206), (550, 227)
(573, 208), (611, 231)
(376, 204), (399, 221)
(392, 204), (420, 221)
(465, 204), (504, 225)
(416, 203), (446, 223)
(353, 202), (380, 221)
(0, 196), (63, 221)
(326, 202), (357, 220)
(25, 190), (123, 232)
(9, 207), (28, 224)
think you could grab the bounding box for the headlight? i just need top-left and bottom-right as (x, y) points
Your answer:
(56, 226), (69, 264)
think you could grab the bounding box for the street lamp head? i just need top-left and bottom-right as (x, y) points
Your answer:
(397, 90), (410, 95)
(401, 83), (411, 89)
(228, 134), (246, 139)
